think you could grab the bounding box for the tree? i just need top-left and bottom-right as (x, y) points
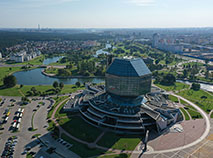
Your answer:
(201, 96), (207, 100)
(155, 59), (160, 65)
(75, 81), (81, 87)
(205, 70), (209, 79)
(191, 83), (200, 91)
(59, 82), (64, 89)
(57, 69), (71, 76)
(3, 75), (17, 88)
(53, 81), (59, 89)
(30, 87), (37, 96)
(183, 69), (188, 78)
(160, 74), (176, 86)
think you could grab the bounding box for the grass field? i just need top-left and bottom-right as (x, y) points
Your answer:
(180, 99), (188, 105)
(58, 116), (102, 143)
(0, 85), (23, 96)
(179, 107), (190, 120)
(26, 152), (33, 158)
(44, 67), (58, 74)
(155, 82), (190, 92)
(178, 89), (213, 113)
(168, 95), (179, 103)
(61, 133), (105, 158)
(47, 96), (69, 119)
(187, 108), (203, 119)
(211, 112), (213, 118)
(54, 100), (68, 118)
(0, 85), (83, 96)
(0, 67), (23, 85)
(97, 132), (141, 151)
(180, 99), (197, 110)
(180, 99), (202, 119)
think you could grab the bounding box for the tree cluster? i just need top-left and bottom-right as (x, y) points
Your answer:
(191, 83), (200, 91)
(154, 72), (176, 86)
(3, 75), (17, 88)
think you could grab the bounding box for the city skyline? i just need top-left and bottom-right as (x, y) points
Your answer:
(0, 0), (213, 28)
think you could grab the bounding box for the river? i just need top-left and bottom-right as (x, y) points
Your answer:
(177, 80), (213, 92)
(13, 56), (105, 85)
(13, 55), (213, 92)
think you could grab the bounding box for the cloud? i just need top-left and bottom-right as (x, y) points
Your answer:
(127, 0), (155, 6)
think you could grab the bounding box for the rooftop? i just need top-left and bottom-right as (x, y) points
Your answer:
(106, 58), (151, 77)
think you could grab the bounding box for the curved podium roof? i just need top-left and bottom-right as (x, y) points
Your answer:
(106, 58), (151, 77)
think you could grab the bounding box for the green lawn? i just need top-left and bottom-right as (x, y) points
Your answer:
(58, 116), (102, 143)
(97, 132), (141, 151)
(61, 133), (105, 158)
(179, 107), (190, 120)
(180, 99), (197, 110)
(0, 85), (23, 96)
(168, 95), (179, 103)
(31, 111), (37, 131)
(0, 85), (83, 96)
(155, 82), (190, 92)
(44, 67), (58, 74)
(178, 89), (213, 113)
(0, 67), (23, 85)
(182, 62), (204, 67)
(54, 100), (68, 118)
(26, 152), (33, 158)
(187, 109), (203, 119)
(210, 112), (213, 118)
(180, 99), (188, 105)
(32, 133), (41, 138)
(47, 120), (56, 131)
(47, 96), (69, 119)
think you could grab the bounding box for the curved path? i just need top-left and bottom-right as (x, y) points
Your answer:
(137, 92), (210, 154)
(51, 93), (211, 156)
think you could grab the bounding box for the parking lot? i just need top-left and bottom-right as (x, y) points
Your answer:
(0, 97), (53, 158)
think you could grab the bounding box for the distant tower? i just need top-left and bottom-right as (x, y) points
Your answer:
(152, 33), (160, 48)
(38, 24), (40, 30)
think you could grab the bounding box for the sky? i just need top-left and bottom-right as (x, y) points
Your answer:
(0, 0), (213, 28)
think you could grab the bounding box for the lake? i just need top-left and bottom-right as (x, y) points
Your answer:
(13, 57), (105, 85)
(177, 80), (213, 92)
(42, 56), (63, 65)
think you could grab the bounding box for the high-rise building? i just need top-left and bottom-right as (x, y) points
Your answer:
(152, 33), (160, 48)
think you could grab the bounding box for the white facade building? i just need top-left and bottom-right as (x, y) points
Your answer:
(10, 50), (41, 63)
(152, 33), (183, 53)
(10, 55), (24, 63)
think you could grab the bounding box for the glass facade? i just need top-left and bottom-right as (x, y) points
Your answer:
(106, 74), (152, 97)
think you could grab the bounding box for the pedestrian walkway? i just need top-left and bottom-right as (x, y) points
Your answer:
(49, 91), (211, 158)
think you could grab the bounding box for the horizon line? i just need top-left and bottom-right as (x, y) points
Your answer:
(0, 27), (213, 30)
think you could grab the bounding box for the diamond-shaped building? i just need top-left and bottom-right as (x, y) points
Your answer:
(79, 57), (180, 134)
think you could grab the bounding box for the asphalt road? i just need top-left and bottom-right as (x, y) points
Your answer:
(0, 96), (79, 158)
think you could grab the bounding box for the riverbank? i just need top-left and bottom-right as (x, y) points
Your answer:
(41, 69), (105, 79)
(0, 84), (84, 97)
(0, 67), (36, 85)
(177, 78), (213, 86)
